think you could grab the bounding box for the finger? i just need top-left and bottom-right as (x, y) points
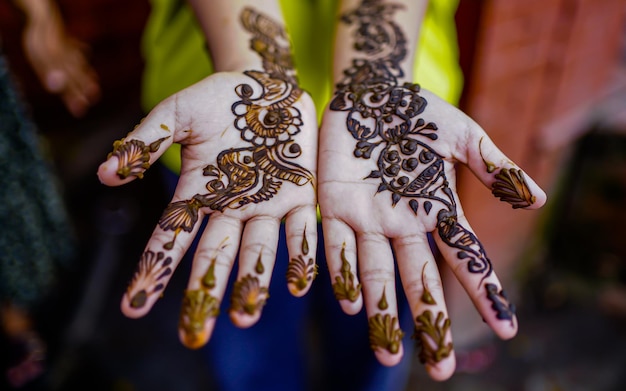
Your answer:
(284, 206), (318, 297)
(393, 235), (455, 381)
(463, 125), (547, 210)
(120, 210), (205, 319)
(97, 101), (177, 186)
(228, 216), (280, 328)
(357, 232), (404, 367)
(178, 215), (242, 349)
(434, 210), (518, 341)
(322, 217), (363, 314)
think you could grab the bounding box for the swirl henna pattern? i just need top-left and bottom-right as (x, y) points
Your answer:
(331, 0), (526, 334)
(158, 7), (314, 250)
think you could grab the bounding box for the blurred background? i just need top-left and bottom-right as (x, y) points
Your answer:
(0, 0), (625, 390)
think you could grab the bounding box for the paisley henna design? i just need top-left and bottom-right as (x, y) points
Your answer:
(157, 7), (314, 249)
(179, 289), (220, 349)
(332, 0), (494, 284)
(230, 274), (269, 315)
(377, 287), (389, 310)
(368, 313), (404, 354)
(332, 243), (361, 302)
(420, 263), (436, 305)
(255, 251), (265, 274)
(126, 250), (173, 309)
(108, 136), (170, 180)
(485, 283), (516, 326)
(492, 168), (536, 209)
(412, 310), (453, 365)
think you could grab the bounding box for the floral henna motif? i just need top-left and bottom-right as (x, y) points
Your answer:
(332, 0), (495, 288)
(485, 283), (516, 326)
(179, 257), (221, 348)
(126, 250), (173, 309)
(412, 310), (453, 365)
(492, 168), (536, 209)
(286, 229), (317, 292)
(108, 136), (169, 180)
(230, 274), (269, 315)
(368, 313), (404, 355)
(332, 243), (361, 302)
(157, 7), (314, 249)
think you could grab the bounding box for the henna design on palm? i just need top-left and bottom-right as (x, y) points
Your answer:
(331, 0), (494, 284)
(157, 7), (314, 250)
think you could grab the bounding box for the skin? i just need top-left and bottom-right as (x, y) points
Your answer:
(319, 0), (547, 380)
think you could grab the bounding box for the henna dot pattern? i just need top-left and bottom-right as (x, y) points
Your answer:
(332, 243), (361, 302)
(108, 136), (170, 180)
(230, 274), (269, 315)
(368, 313), (404, 355)
(126, 250), (173, 309)
(412, 310), (453, 365)
(156, 7), (314, 250)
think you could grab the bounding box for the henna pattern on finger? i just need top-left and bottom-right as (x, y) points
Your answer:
(412, 310), (453, 365)
(126, 250), (173, 308)
(332, 0), (494, 286)
(368, 313), (404, 355)
(108, 136), (170, 180)
(230, 274), (269, 315)
(157, 8), (314, 250)
(255, 251), (265, 274)
(286, 229), (317, 292)
(485, 283), (516, 326)
(179, 289), (220, 349)
(492, 168), (536, 209)
(420, 263), (436, 305)
(377, 286), (389, 310)
(332, 243), (361, 302)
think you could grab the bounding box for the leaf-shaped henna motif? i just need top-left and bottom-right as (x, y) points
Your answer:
(485, 283), (516, 326)
(368, 313), (404, 354)
(230, 274), (269, 315)
(126, 250), (173, 308)
(412, 310), (453, 365)
(179, 289), (220, 349)
(492, 168), (536, 209)
(332, 244), (361, 302)
(108, 136), (170, 179)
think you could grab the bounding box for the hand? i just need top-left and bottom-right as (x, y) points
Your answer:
(20, 0), (100, 117)
(98, 71), (318, 349)
(318, 86), (546, 379)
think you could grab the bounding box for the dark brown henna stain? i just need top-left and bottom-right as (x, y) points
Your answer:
(420, 263), (436, 305)
(492, 168), (536, 209)
(368, 313), (404, 355)
(485, 283), (516, 326)
(286, 255), (317, 292)
(108, 136), (170, 180)
(332, 243), (361, 302)
(126, 250), (173, 309)
(332, 0), (494, 283)
(230, 274), (269, 315)
(412, 310), (453, 365)
(157, 8), (314, 249)
(255, 251), (265, 274)
(378, 287), (389, 310)
(179, 289), (220, 349)
(301, 226), (309, 256)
